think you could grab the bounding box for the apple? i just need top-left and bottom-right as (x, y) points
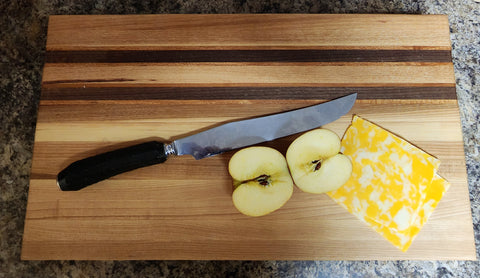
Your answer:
(286, 129), (352, 194)
(228, 146), (294, 217)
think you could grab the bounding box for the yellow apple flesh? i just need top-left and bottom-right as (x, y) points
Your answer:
(229, 146), (293, 217)
(286, 129), (352, 194)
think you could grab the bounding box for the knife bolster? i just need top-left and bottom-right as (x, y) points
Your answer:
(164, 142), (177, 156)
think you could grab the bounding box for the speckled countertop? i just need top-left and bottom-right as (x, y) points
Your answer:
(1, 1), (479, 277)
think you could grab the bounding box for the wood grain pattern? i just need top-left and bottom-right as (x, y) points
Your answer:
(40, 86), (458, 100)
(22, 14), (475, 260)
(46, 14), (451, 50)
(45, 50), (453, 63)
(42, 63), (455, 87)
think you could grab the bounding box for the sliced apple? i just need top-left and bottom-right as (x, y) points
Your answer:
(286, 129), (352, 194)
(228, 146), (294, 217)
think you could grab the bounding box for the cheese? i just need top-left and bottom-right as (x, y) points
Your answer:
(327, 115), (449, 252)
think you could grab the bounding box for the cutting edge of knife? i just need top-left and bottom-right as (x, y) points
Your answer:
(169, 93), (357, 159)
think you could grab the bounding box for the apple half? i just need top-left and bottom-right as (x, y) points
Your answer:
(286, 129), (352, 194)
(228, 146), (294, 217)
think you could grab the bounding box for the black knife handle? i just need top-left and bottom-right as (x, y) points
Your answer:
(57, 141), (169, 191)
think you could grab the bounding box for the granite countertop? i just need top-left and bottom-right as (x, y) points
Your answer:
(1, 1), (479, 277)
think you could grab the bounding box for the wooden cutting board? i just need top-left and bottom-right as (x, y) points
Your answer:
(22, 14), (476, 260)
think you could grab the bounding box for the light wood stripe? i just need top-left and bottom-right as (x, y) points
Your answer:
(42, 63), (455, 87)
(46, 14), (452, 51)
(33, 101), (463, 143)
(29, 140), (467, 180)
(35, 100), (461, 123)
(21, 172), (474, 261)
(32, 117), (464, 143)
(25, 170), (468, 220)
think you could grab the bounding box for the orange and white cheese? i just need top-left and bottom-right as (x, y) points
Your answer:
(327, 115), (450, 252)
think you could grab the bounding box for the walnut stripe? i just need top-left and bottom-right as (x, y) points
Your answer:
(45, 50), (452, 63)
(41, 86), (458, 100)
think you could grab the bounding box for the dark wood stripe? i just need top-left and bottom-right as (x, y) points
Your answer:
(45, 50), (452, 63)
(41, 86), (457, 100)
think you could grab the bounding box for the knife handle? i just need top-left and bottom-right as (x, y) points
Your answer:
(57, 141), (169, 191)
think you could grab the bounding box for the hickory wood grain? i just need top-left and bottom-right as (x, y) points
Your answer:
(21, 195), (474, 261)
(32, 101), (463, 143)
(24, 100), (475, 260)
(41, 62), (455, 87)
(46, 14), (451, 50)
(22, 14), (475, 260)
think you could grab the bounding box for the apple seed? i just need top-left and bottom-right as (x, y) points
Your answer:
(239, 174), (271, 187)
(256, 174), (271, 186)
(312, 160), (322, 171)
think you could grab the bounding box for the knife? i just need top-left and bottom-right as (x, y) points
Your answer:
(57, 93), (357, 191)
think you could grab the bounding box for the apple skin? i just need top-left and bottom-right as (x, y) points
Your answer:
(286, 129), (353, 194)
(228, 146), (294, 217)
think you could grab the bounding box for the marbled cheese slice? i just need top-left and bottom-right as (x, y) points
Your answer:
(327, 115), (449, 252)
